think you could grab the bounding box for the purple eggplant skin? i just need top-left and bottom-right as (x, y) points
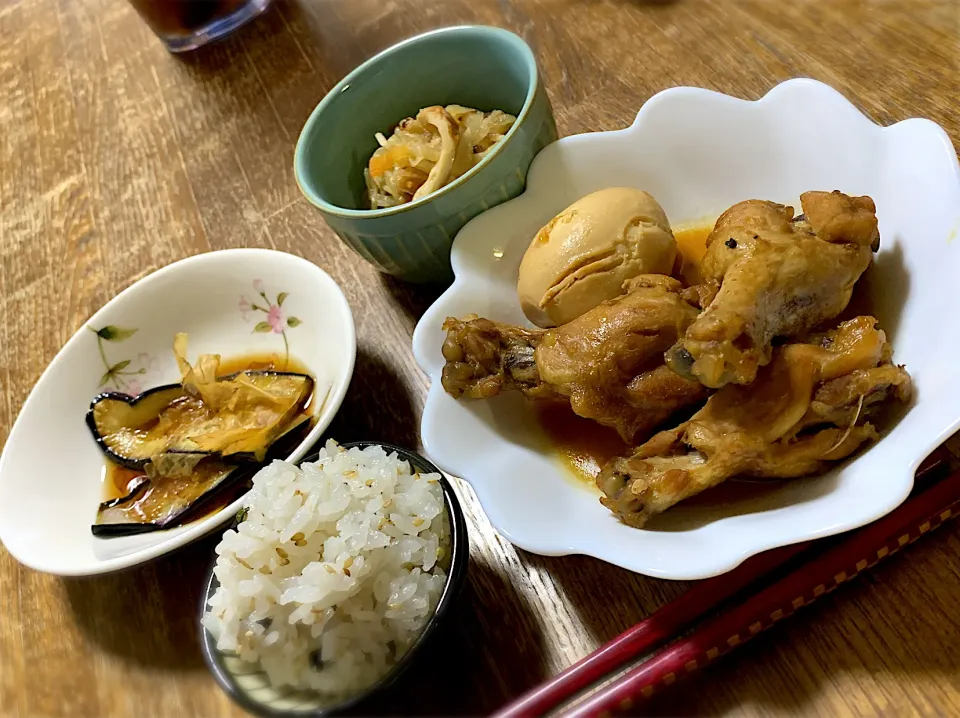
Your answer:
(85, 371), (315, 470)
(87, 370), (315, 537)
(86, 385), (185, 470)
(91, 463), (256, 538)
(92, 476), (160, 536)
(90, 413), (314, 538)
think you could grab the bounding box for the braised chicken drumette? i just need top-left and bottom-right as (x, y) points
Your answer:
(665, 191), (880, 388)
(441, 275), (710, 443)
(598, 316), (911, 528)
(439, 188), (911, 531)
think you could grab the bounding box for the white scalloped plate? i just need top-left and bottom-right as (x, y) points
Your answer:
(412, 79), (960, 580)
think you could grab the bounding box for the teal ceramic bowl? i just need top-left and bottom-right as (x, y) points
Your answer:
(293, 25), (558, 283)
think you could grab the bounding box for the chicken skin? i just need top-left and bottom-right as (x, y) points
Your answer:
(439, 189), (910, 531)
(441, 276), (709, 443)
(665, 191), (879, 389)
(598, 316), (911, 528)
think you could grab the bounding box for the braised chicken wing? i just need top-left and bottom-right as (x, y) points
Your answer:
(665, 191), (879, 388)
(598, 316), (910, 528)
(442, 276), (709, 443)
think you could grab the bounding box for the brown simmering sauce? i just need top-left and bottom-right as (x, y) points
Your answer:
(101, 352), (315, 502)
(535, 404), (628, 488)
(673, 222), (714, 286)
(217, 352), (311, 377)
(536, 221), (715, 487)
(102, 464), (147, 503)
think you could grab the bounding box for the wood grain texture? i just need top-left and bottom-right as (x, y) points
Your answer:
(1, 0), (959, 716)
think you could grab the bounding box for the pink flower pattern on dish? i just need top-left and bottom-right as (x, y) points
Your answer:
(123, 352), (163, 395)
(267, 304), (286, 333)
(238, 280), (302, 367)
(238, 296), (252, 322)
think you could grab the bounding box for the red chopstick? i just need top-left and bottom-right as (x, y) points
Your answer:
(560, 461), (960, 717)
(493, 448), (949, 718)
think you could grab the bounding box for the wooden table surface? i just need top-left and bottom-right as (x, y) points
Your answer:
(2, 0), (960, 716)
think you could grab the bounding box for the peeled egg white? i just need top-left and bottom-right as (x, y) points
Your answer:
(517, 187), (678, 327)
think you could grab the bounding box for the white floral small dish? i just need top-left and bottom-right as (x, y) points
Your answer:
(412, 78), (960, 580)
(0, 249), (356, 576)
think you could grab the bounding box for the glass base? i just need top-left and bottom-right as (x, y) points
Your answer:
(158, 0), (272, 53)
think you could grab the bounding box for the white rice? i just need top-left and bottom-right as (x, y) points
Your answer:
(202, 440), (449, 700)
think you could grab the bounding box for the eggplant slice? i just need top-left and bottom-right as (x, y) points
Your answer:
(88, 368), (315, 537)
(92, 418), (314, 536)
(93, 460), (254, 536)
(87, 371), (314, 469)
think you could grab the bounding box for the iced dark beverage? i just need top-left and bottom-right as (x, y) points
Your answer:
(129, 0), (272, 52)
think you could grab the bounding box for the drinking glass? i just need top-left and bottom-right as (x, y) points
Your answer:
(129, 0), (273, 53)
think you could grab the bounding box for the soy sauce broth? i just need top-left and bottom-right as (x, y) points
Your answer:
(534, 403), (627, 490)
(673, 222), (714, 286)
(102, 463), (146, 503)
(217, 352), (311, 376)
